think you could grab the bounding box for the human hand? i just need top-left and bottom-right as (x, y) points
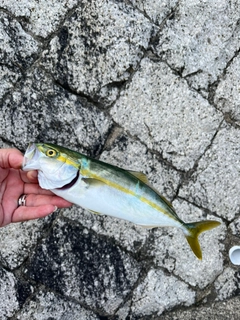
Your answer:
(0, 148), (72, 227)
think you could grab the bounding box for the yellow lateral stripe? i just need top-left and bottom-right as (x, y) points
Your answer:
(58, 155), (80, 168)
(81, 168), (172, 218)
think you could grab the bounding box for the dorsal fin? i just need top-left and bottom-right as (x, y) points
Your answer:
(128, 171), (149, 184)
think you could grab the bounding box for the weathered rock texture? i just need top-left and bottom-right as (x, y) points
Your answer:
(0, 0), (239, 319)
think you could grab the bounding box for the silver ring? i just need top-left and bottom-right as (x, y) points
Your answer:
(18, 194), (27, 206)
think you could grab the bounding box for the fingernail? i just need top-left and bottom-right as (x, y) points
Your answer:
(53, 206), (58, 212)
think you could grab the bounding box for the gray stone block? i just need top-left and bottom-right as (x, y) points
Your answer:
(0, 0), (78, 38)
(179, 124), (240, 221)
(25, 218), (141, 315)
(154, 0), (240, 94)
(16, 290), (100, 320)
(0, 11), (39, 99)
(41, 0), (156, 104)
(111, 57), (222, 170)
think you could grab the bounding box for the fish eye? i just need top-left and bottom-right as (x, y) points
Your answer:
(46, 149), (57, 157)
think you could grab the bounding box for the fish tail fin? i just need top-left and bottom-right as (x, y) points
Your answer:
(184, 220), (221, 260)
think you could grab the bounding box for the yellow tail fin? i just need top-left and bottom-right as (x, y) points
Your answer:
(185, 220), (221, 259)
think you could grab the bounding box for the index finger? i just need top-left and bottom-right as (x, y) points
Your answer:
(0, 149), (23, 169)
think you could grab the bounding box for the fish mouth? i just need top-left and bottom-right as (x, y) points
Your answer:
(22, 143), (39, 170)
(57, 171), (79, 190)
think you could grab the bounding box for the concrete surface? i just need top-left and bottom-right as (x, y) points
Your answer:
(0, 0), (239, 319)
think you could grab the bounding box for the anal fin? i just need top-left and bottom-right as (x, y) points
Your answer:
(88, 209), (103, 216)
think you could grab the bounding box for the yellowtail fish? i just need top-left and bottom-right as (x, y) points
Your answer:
(22, 143), (220, 259)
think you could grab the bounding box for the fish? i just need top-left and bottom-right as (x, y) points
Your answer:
(22, 142), (221, 259)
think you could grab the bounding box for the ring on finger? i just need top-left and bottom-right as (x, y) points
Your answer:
(18, 194), (27, 206)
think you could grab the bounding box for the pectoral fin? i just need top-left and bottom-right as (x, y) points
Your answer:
(135, 224), (155, 229)
(82, 178), (107, 187)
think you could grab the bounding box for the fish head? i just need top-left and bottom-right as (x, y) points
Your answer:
(22, 143), (80, 190)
